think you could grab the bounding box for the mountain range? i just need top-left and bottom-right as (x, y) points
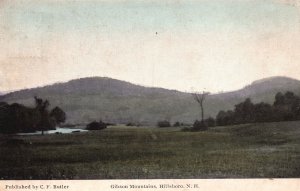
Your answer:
(1, 76), (300, 125)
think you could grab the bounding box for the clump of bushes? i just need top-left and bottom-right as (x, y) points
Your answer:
(204, 117), (216, 127)
(191, 117), (216, 131)
(192, 120), (208, 131)
(157, 120), (171, 128)
(173, 122), (180, 127)
(173, 122), (185, 127)
(86, 120), (107, 130)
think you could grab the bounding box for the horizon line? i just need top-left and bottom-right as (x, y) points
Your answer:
(1, 75), (299, 96)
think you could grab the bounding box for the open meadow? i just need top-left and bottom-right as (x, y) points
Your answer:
(0, 121), (300, 179)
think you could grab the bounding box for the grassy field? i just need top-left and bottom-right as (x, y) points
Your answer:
(0, 121), (300, 179)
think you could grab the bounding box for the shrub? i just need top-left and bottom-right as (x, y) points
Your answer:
(204, 117), (216, 127)
(86, 121), (107, 130)
(157, 120), (171, 128)
(192, 120), (208, 131)
(173, 122), (182, 127)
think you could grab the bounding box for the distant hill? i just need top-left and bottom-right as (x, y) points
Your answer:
(1, 76), (300, 125)
(212, 76), (300, 103)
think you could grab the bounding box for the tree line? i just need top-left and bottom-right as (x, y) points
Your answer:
(0, 97), (66, 134)
(156, 91), (300, 130)
(215, 91), (300, 127)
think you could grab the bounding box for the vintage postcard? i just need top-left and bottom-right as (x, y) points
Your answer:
(0, 0), (300, 190)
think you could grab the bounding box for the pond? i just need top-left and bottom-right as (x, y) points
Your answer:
(17, 127), (88, 136)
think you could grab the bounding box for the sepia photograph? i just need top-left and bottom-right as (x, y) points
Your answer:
(0, 0), (300, 189)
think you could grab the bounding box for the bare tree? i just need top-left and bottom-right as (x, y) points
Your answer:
(192, 91), (210, 124)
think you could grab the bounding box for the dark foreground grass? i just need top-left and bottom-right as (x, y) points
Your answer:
(0, 121), (300, 179)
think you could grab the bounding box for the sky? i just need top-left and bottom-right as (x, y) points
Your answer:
(0, 0), (300, 93)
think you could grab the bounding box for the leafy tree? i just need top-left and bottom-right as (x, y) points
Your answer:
(253, 102), (273, 122)
(274, 92), (285, 106)
(50, 106), (66, 125)
(34, 96), (55, 135)
(234, 98), (255, 124)
(0, 98), (65, 134)
(273, 91), (300, 121)
(0, 102), (40, 134)
(0, 102), (16, 134)
(216, 110), (235, 126)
